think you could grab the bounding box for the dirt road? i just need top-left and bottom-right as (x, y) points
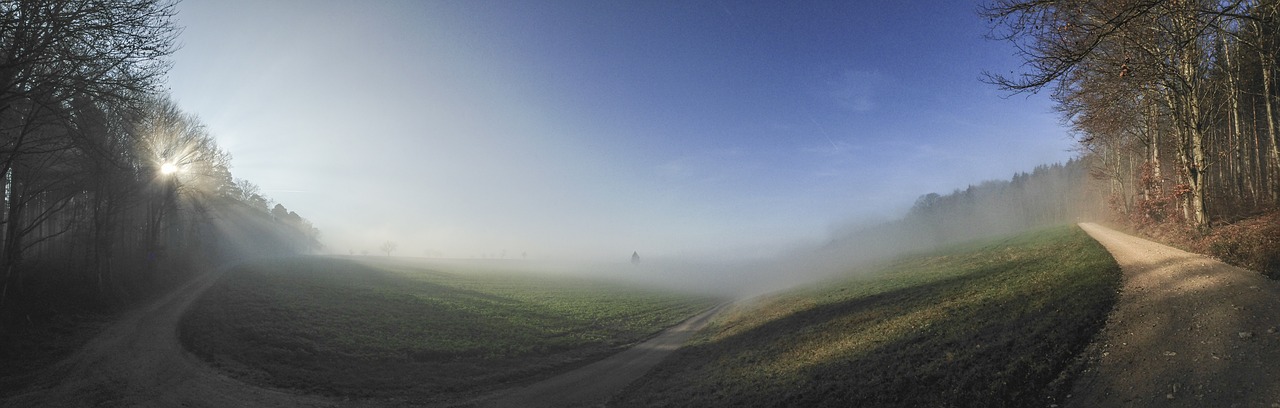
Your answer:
(474, 303), (729, 408)
(0, 267), (334, 408)
(1070, 223), (1280, 407)
(0, 264), (725, 408)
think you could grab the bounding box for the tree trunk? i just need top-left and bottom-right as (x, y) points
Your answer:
(1263, 57), (1280, 202)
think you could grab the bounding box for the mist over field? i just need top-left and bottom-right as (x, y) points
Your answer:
(162, 0), (1079, 267)
(438, 159), (1100, 298)
(6, 0), (1280, 407)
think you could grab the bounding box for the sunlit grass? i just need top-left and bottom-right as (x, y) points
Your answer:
(612, 225), (1120, 407)
(179, 256), (719, 400)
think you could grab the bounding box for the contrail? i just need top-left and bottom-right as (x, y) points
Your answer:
(808, 116), (840, 151)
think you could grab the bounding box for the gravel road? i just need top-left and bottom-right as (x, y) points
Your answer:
(1069, 223), (1280, 407)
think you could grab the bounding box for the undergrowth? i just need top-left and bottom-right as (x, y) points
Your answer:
(1126, 210), (1280, 279)
(1203, 211), (1280, 279)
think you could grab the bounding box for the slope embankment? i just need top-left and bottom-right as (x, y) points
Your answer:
(1070, 223), (1280, 407)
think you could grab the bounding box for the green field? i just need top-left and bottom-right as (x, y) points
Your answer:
(610, 226), (1121, 407)
(179, 256), (719, 400)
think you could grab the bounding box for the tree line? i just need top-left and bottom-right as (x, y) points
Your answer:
(0, 0), (319, 313)
(815, 159), (1100, 272)
(983, 0), (1280, 229)
(904, 159), (1102, 245)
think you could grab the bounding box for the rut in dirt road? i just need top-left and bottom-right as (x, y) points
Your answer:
(1069, 223), (1280, 407)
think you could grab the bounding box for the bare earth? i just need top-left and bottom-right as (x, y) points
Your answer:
(0, 265), (724, 408)
(1070, 223), (1280, 408)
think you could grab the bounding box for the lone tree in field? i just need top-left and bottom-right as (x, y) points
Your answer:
(380, 241), (397, 256)
(631, 251), (641, 265)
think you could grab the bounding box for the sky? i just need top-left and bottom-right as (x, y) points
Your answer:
(165, 0), (1077, 261)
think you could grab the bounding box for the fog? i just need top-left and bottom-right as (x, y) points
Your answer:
(368, 158), (1101, 299)
(164, 0), (1081, 274)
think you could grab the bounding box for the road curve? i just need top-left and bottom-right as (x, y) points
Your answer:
(1069, 223), (1280, 407)
(0, 266), (335, 408)
(1, 263), (728, 408)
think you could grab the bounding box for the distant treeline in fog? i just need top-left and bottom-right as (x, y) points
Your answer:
(901, 160), (1100, 245)
(821, 159), (1100, 262)
(724, 160), (1102, 296)
(0, 0), (318, 312)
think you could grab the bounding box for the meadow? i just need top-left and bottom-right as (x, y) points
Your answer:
(610, 225), (1121, 407)
(179, 256), (719, 400)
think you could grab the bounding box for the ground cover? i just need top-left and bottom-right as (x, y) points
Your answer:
(179, 256), (718, 401)
(0, 312), (110, 396)
(611, 225), (1121, 407)
(1121, 210), (1280, 280)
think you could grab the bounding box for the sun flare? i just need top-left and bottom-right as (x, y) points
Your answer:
(160, 162), (179, 175)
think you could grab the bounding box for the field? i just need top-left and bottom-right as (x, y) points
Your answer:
(610, 225), (1121, 407)
(179, 256), (719, 400)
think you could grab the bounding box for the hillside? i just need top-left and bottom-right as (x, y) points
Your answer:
(611, 226), (1120, 407)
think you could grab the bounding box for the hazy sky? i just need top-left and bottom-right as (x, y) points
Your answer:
(166, 1), (1075, 261)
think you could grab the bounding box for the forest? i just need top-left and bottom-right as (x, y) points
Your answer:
(976, 0), (1280, 276)
(0, 0), (319, 322)
(824, 1), (1280, 279)
(983, 0), (1279, 226)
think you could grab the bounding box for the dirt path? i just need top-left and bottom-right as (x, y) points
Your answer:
(470, 303), (730, 408)
(0, 267), (334, 408)
(0, 264), (726, 408)
(1070, 223), (1280, 407)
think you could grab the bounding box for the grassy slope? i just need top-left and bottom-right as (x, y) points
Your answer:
(611, 225), (1120, 408)
(179, 256), (718, 400)
(0, 313), (110, 396)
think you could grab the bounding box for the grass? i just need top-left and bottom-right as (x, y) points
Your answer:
(610, 225), (1121, 407)
(0, 312), (111, 396)
(178, 256), (718, 401)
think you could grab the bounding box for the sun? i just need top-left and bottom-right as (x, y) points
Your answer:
(160, 162), (179, 175)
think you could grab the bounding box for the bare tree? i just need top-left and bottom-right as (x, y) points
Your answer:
(0, 0), (178, 304)
(380, 241), (397, 256)
(983, 0), (1278, 228)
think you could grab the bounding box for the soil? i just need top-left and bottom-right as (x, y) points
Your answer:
(1068, 223), (1280, 407)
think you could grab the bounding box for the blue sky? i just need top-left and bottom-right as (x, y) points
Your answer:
(166, 1), (1076, 260)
